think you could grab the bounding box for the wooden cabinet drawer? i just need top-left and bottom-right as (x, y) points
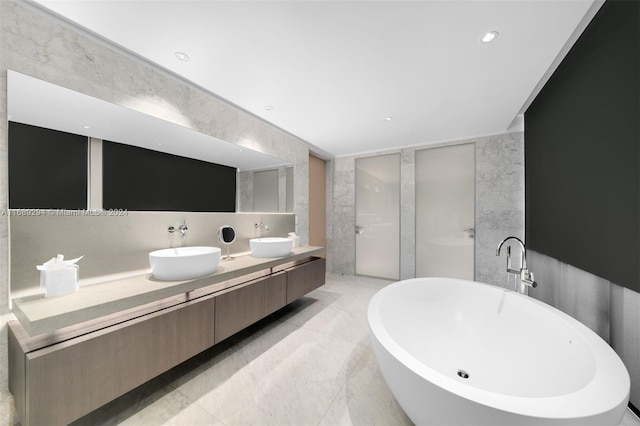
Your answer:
(286, 257), (326, 303)
(22, 296), (215, 426)
(214, 272), (287, 344)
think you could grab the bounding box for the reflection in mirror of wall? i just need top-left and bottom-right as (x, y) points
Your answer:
(237, 166), (294, 213)
(7, 70), (292, 213)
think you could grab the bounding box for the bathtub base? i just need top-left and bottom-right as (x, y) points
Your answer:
(370, 331), (627, 426)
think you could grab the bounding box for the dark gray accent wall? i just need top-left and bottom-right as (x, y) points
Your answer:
(525, 0), (639, 292)
(103, 141), (236, 212)
(9, 122), (88, 210)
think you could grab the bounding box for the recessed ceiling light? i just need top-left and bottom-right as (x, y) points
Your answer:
(481, 31), (499, 43)
(264, 105), (274, 111)
(384, 117), (393, 121)
(174, 51), (190, 62)
(81, 125), (91, 129)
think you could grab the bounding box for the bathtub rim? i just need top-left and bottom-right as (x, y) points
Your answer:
(367, 277), (630, 421)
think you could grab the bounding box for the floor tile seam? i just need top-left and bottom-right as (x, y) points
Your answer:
(315, 381), (348, 426)
(164, 378), (229, 426)
(314, 342), (372, 426)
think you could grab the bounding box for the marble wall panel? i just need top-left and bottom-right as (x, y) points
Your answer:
(528, 250), (610, 341)
(475, 132), (525, 287)
(331, 157), (356, 275)
(611, 284), (640, 409)
(529, 249), (640, 408)
(400, 149), (416, 280)
(325, 159), (335, 272)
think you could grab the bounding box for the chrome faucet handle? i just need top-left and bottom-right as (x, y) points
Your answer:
(168, 226), (176, 234)
(521, 269), (537, 288)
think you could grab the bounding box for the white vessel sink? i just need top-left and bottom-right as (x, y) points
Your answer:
(250, 237), (293, 258)
(149, 246), (221, 281)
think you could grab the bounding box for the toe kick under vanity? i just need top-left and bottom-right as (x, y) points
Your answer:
(8, 246), (325, 426)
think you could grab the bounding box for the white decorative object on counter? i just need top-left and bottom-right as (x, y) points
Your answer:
(287, 232), (300, 248)
(37, 254), (83, 297)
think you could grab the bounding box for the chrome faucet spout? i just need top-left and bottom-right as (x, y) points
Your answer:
(496, 236), (536, 294)
(496, 236), (526, 269)
(178, 221), (188, 237)
(254, 222), (269, 237)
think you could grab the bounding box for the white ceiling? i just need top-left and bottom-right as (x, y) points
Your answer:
(32, 0), (598, 157)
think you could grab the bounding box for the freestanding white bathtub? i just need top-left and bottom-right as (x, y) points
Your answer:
(368, 278), (630, 425)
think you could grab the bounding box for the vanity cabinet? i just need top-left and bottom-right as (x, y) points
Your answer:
(9, 295), (216, 426)
(286, 257), (326, 303)
(215, 272), (287, 343)
(9, 255), (325, 426)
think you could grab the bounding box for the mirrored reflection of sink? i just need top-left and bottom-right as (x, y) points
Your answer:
(250, 237), (293, 258)
(149, 246), (221, 281)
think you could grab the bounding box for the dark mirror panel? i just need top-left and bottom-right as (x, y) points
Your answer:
(8, 122), (88, 209)
(525, 0), (639, 292)
(103, 141), (236, 212)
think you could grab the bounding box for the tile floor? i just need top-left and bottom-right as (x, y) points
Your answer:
(66, 273), (639, 426)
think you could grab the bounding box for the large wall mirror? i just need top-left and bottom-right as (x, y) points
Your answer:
(7, 70), (293, 213)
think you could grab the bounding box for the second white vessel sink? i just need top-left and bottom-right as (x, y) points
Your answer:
(250, 237), (293, 258)
(149, 246), (221, 281)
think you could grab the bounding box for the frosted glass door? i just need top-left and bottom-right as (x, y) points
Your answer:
(253, 169), (279, 212)
(355, 154), (400, 280)
(416, 144), (474, 279)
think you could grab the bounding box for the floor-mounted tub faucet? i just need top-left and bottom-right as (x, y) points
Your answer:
(496, 236), (537, 294)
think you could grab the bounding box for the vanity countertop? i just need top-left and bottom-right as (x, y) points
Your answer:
(12, 246), (324, 337)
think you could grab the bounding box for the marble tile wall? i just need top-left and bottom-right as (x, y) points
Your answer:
(475, 132), (526, 287)
(237, 171), (254, 212)
(325, 159), (335, 273)
(331, 157), (356, 275)
(0, 0), (313, 389)
(529, 250), (640, 409)
(328, 132), (525, 287)
(399, 150), (416, 280)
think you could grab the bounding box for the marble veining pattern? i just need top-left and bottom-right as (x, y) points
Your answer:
(331, 157), (356, 275)
(475, 132), (525, 287)
(399, 149), (416, 280)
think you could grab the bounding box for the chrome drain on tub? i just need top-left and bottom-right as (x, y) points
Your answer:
(457, 369), (469, 379)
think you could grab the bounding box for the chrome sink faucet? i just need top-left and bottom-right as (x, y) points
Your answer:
(168, 221), (188, 246)
(178, 221), (188, 238)
(254, 221), (269, 238)
(496, 236), (537, 294)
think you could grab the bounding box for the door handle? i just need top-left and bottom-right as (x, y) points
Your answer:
(464, 227), (475, 239)
(355, 225), (364, 235)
